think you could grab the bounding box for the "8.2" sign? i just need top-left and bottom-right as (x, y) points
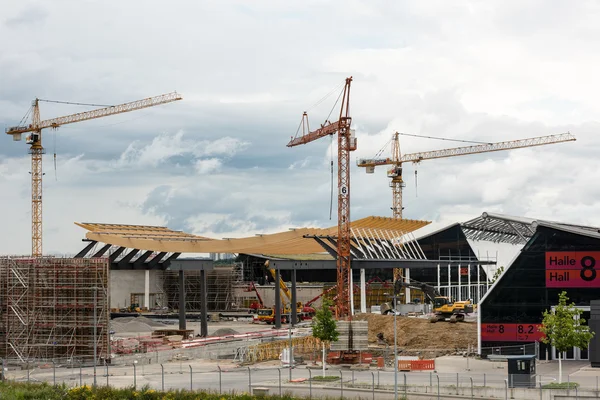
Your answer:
(546, 252), (600, 288)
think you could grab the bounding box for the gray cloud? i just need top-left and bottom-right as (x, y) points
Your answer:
(1, 1), (600, 259)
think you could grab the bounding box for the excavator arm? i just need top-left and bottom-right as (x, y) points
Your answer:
(394, 279), (441, 303)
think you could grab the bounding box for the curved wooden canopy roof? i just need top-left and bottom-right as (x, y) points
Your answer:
(75, 216), (430, 255)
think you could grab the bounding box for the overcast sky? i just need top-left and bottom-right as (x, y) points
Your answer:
(1, 1), (599, 264)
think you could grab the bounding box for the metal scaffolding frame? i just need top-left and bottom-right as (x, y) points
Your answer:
(0, 257), (109, 363)
(162, 265), (237, 312)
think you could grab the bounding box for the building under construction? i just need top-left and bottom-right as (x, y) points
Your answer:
(0, 257), (110, 363)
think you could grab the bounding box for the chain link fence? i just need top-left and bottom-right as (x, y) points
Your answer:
(3, 356), (600, 400)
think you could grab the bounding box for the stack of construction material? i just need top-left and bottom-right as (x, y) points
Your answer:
(330, 321), (369, 351)
(112, 338), (140, 354)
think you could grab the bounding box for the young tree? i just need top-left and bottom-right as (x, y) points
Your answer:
(539, 291), (595, 383)
(312, 299), (339, 377)
(490, 266), (504, 284)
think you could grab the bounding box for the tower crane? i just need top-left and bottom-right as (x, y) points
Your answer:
(5, 92), (182, 257)
(357, 131), (576, 219)
(358, 131), (576, 281)
(287, 77), (356, 319)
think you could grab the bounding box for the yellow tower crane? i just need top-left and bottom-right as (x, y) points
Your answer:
(5, 92), (183, 257)
(357, 131), (576, 280)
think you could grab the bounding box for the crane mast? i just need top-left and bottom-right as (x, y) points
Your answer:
(287, 77), (355, 319)
(358, 132), (576, 221)
(6, 92), (182, 257)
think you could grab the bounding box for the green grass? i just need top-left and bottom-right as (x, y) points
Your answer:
(309, 375), (340, 381)
(542, 382), (580, 389)
(0, 381), (303, 400)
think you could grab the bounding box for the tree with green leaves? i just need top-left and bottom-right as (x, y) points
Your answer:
(539, 291), (594, 383)
(312, 299), (339, 377)
(490, 266), (504, 284)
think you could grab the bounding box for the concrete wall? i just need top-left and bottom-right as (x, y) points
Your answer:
(111, 339), (261, 366)
(110, 270), (163, 309)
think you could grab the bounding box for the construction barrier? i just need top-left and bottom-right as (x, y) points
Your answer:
(398, 359), (436, 371)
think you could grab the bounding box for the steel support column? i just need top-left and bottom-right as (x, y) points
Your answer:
(200, 268), (208, 337)
(178, 270), (186, 330)
(291, 269), (297, 325)
(275, 268), (282, 329)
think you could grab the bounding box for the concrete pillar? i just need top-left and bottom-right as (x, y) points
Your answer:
(179, 270), (186, 330)
(144, 270), (150, 309)
(360, 268), (367, 314)
(477, 264), (481, 303)
(200, 269), (208, 337)
(447, 264), (451, 298)
(467, 265), (471, 301)
(291, 269), (297, 326)
(458, 264), (462, 301)
(437, 264), (441, 292)
(275, 268), (282, 329)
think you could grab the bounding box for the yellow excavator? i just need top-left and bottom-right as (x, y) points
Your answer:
(385, 279), (474, 323)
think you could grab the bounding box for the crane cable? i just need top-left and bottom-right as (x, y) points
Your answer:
(306, 81), (344, 113)
(325, 88), (343, 123)
(292, 83), (346, 141)
(329, 135), (334, 220)
(37, 99), (113, 107)
(397, 132), (492, 145)
(18, 105), (33, 126)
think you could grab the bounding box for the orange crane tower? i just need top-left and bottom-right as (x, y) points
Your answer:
(358, 131), (576, 280)
(287, 77), (356, 319)
(6, 92), (182, 257)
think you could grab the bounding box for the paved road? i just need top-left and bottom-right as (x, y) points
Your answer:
(8, 358), (600, 398)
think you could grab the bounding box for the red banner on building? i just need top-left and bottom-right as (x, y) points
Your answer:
(481, 323), (544, 342)
(546, 251), (600, 288)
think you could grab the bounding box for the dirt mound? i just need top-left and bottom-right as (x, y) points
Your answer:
(135, 316), (168, 328)
(353, 313), (477, 356)
(211, 328), (239, 337)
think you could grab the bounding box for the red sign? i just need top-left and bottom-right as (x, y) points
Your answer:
(546, 252), (600, 288)
(481, 323), (544, 342)
(460, 267), (468, 276)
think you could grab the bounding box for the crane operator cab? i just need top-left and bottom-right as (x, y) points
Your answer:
(26, 132), (40, 145)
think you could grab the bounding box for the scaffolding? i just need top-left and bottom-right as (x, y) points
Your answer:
(0, 257), (110, 363)
(162, 265), (236, 312)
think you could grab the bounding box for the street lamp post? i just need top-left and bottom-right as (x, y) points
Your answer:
(93, 287), (97, 387)
(393, 291), (398, 400)
(288, 321), (293, 381)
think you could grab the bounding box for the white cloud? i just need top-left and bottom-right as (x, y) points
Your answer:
(1, 0), (600, 267)
(195, 158), (222, 174)
(113, 131), (249, 169)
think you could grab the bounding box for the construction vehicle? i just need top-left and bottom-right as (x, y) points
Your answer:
(5, 92), (182, 257)
(264, 261), (313, 318)
(381, 279), (473, 323)
(255, 261), (313, 324)
(255, 307), (291, 325)
(245, 281), (265, 313)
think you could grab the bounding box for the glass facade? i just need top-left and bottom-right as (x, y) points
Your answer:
(480, 226), (600, 359)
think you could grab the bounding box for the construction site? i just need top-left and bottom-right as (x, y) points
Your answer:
(0, 77), (584, 374)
